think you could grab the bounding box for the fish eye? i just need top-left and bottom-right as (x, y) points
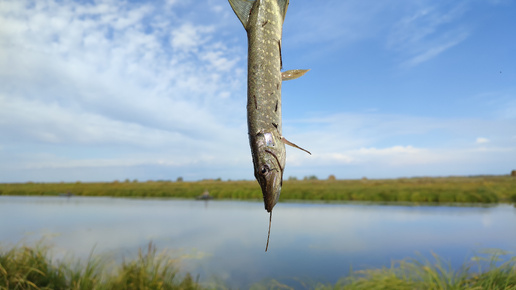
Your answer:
(260, 165), (270, 175)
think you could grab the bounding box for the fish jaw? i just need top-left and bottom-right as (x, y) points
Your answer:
(255, 153), (283, 212)
(255, 163), (282, 212)
(250, 131), (286, 212)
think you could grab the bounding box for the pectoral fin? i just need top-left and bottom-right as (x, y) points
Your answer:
(228, 0), (255, 29)
(282, 69), (310, 81)
(281, 136), (311, 155)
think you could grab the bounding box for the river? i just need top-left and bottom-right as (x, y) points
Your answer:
(1, 196), (515, 288)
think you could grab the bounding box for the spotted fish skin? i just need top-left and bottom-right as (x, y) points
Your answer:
(229, 0), (310, 251)
(229, 0), (288, 213)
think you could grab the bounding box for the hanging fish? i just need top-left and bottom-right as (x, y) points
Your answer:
(228, 0), (311, 251)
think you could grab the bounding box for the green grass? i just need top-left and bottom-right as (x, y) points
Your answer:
(1, 175), (515, 204)
(2, 244), (515, 290)
(0, 242), (199, 290)
(324, 250), (516, 290)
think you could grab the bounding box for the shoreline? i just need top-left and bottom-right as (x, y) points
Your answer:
(1, 175), (515, 204)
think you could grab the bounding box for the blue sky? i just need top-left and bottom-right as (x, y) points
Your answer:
(1, 0), (515, 182)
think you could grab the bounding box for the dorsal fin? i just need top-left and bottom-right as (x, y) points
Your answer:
(228, 0), (255, 29)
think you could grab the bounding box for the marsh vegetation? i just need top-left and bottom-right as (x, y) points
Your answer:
(1, 175), (514, 204)
(1, 243), (515, 289)
(0, 243), (199, 290)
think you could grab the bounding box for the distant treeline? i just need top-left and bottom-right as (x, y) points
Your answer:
(0, 176), (515, 204)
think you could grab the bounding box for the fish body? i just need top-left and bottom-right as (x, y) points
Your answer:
(229, 0), (309, 251)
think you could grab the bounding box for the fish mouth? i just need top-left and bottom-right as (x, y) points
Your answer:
(256, 149), (284, 212)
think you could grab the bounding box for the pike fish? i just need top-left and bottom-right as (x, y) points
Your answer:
(228, 0), (310, 251)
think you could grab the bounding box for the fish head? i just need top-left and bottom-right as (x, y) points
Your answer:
(253, 132), (286, 212)
(255, 156), (282, 212)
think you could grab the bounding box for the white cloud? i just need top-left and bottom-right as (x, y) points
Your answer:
(170, 23), (215, 52)
(387, 2), (470, 67)
(282, 112), (516, 178)
(355, 145), (422, 155)
(403, 29), (468, 67)
(476, 137), (490, 144)
(290, 145), (428, 169)
(0, 0), (242, 136)
(165, 0), (178, 7)
(0, 0), (249, 180)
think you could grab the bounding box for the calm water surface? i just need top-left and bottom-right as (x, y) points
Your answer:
(1, 196), (515, 288)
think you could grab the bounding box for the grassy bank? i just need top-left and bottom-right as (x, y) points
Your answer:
(0, 243), (199, 290)
(324, 250), (516, 290)
(1, 244), (515, 289)
(1, 175), (515, 204)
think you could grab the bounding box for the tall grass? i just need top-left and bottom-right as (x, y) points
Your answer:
(1, 176), (514, 204)
(1, 243), (515, 289)
(319, 250), (516, 290)
(0, 242), (199, 290)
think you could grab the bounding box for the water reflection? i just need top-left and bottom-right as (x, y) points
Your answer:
(1, 196), (515, 288)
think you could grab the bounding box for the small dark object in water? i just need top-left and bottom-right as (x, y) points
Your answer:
(196, 190), (213, 200)
(59, 192), (74, 197)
